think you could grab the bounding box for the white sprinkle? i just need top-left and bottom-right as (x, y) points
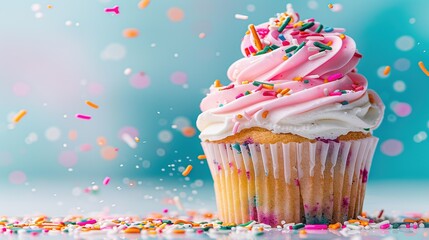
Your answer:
(291, 39), (299, 45)
(333, 28), (346, 33)
(306, 36), (325, 41)
(307, 47), (320, 51)
(235, 14), (248, 20)
(346, 224), (362, 230)
(357, 216), (370, 222)
(323, 88), (329, 96)
(308, 50), (328, 60)
(306, 74), (320, 79)
(121, 133), (137, 149)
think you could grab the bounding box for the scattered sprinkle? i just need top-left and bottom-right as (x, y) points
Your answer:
(138, 0), (150, 9)
(197, 154), (206, 160)
(13, 110), (27, 123)
(103, 177), (111, 185)
(262, 110), (269, 118)
(182, 165), (193, 176)
(85, 100), (99, 109)
(104, 5), (119, 15)
(328, 3), (334, 9)
(383, 66), (391, 75)
(75, 114), (91, 120)
(235, 14), (248, 20)
(123, 28), (139, 38)
(248, 24), (263, 51)
(418, 61), (429, 76)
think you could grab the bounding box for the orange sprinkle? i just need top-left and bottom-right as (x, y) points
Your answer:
(248, 24), (263, 51)
(173, 229), (186, 234)
(237, 114), (243, 119)
(282, 56), (288, 61)
(383, 66), (391, 75)
(262, 84), (274, 89)
(293, 76), (303, 81)
(85, 100), (99, 109)
(418, 61), (429, 76)
(328, 3), (333, 9)
(293, 21), (303, 28)
(138, 0), (150, 9)
(47, 5), (53, 9)
(348, 219), (359, 223)
(280, 88), (290, 95)
(262, 110), (269, 118)
(214, 79), (222, 87)
(329, 222), (341, 230)
(339, 34), (346, 40)
(182, 165), (193, 176)
(174, 219), (191, 224)
(327, 41), (333, 46)
(197, 155), (206, 160)
(123, 28), (139, 38)
(124, 227), (141, 233)
(13, 110), (27, 123)
(134, 137), (140, 143)
(299, 229), (307, 234)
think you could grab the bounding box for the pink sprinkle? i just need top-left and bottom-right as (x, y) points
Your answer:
(262, 91), (276, 96)
(232, 122), (240, 134)
(380, 223), (390, 229)
(305, 224), (328, 230)
(163, 209), (169, 213)
(282, 41), (290, 46)
(77, 219), (97, 226)
(413, 223), (418, 229)
(290, 31), (299, 36)
(104, 5), (119, 14)
(254, 85), (263, 92)
(196, 229), (204, 234)
(236, 93), (244, 99)
(329, 91), (342, 96)
(406, 224), (410, 228)
(327, 73), (344, 81)
(307, 18), (315, 22)
(103, 177), (110, 185)
(354, 86), (364, 91)
(248, 45), (256, 53)
(76, 114), (91, 120)
(220, 84), (234, 90)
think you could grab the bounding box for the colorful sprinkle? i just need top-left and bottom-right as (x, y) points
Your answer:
(314, 41), (332, 50)
(138, 0), (150, 9)
(285, 45), (297, 53)
(261, 111), (269, 118)
(294, 41), (306, 53)
(104, 5), (119, 15)
(418, 61), (429, 76)
(234, 14), (248, 20)
(85, 100), (99, 109)
(300, 22), (314, 31)
(383, 66), (391, 76)
(75, 114), (92, 120)
(248, 24), (263, 51)
(182, 165), (193, 177)
(278, 16), (291, 33)
(197, 155), (206, 160)
(308, 50), (328, 60)
(103, 177), (111, 185)
(327, 73), (343, 81)
(13, 110), (27, 123)
(328, 3), (334, 9)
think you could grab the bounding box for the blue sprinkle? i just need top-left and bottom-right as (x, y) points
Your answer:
(232, 143), (241, 153)
(278, 34), (286, 41)
(219, 104), (224, 107)
(286, 53), (292, 57)
(324, 27), (334, 32)
(303, 79), (309, 84)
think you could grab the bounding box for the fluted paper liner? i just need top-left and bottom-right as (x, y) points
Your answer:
(201, 137), (378, 226)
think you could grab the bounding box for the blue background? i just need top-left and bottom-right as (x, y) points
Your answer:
(0, 0), (427, 211)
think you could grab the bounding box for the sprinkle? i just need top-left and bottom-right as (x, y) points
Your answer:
(214, 79), (222, 87)
(303, 79), (310, 84)
(418, 61), (429, 76)
(326, 40), (333, 46)
(306, 36), (325, 41)
(270, 45), (280, 50)
(103, 177), (111, 185)
(282, 41), (290, 46)
(339, 34), (346, 39)
(197, 155), (206, 160)
(314, 41), (332, 50)
(285, 46), (297, 53)
(244, 48), (250, 56)
(377, 209), (384, 218)
(242, 81), (249, 84)
(232, 122), (240, 134)
(13, 110), (27, 123)
(292, 223), (305, 230)
(253, 81), (274, 88)
(248, 24), (264, 51)
(294, 41), (306, 53)
(76, 114), (91, 120)
(235, 93), (244, 99)
(248, 45), (257, 53)
(278, 34), (286, 41)
(255, 45), (271, 55)
(280, 88), (290, 95)
(316, 24), (323, 33)
(354, 52), (363, 58)
(138, 0), (151, 9)
(104, 5), (119, 15)
(182, 165), (193, 177)
(282, 56), (288, 61)
(327, 73), (343, 81)
(329, 222), (342, 230)
(261, 111), (269, 119)
(379, 223), (390, 229)
(328, 3), (333, 9)
(293, 76), (303, 81)
(305, 224), (328, 230)
(85, 100), (99, 109)
(293, 21), (303, 28)
(308, 50), (328, 60)
(383, 66), (391, 75)
(329, 91), (342, 96)
(306, 74), (320, 79)
(235, 14), (248, 20)
(262, 91), (276, 96)
(278, 16), (291, 33)
(220, 84), (234, 91)
(134, 137), (140, 142)
(300, 22), (314, 31)
(324, 26), (334, 32)
(299, 229), (307, 235)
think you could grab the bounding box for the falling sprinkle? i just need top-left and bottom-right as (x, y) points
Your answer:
(182, 165), (193, 176)
(103, 177), (111, 185)
(138, 0), (150, 9)
(134, 137), (140, 143)
(13, 110), (27, 123)
(235, 14), (248, 20)
(197, 155), (206, 160)
(328, 3), (333, 9)
(383, 66), (391, 76)
(104, 5), (120, 15)
(418, 61), (429, 76)
(76, 114), (91, 120)
(85, 100), (99, 109)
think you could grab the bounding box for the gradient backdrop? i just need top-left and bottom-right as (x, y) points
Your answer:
(0, 0), (427, 214)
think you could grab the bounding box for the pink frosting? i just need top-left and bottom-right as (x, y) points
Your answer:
(197, 4), (384, 141)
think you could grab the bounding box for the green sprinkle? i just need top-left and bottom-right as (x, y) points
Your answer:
(278, 16), (291, 33)
(232, 143), (241, 153)
(220, 226), (233, 230)
(314, 42), (332, 50)
(294, 41), (306, 54)
(254, 231), (264, 236)
(303, 79), (309, 84)
(364, 128), (370, 131)
(253, 81), (273, 87)
(285, 46), (297, 53)
(270, 44), (280, 50)
(219, 104), (223, 107)
(341, 101), (349, 105)
(162, 220), (172, 224)
(292, 223), (305, 230)
(245, 91), (251, 95)
(255, 46), (270, 55)
(239, 220), (255, 227)
(300, 22), (315, 31)
(316, 24), (323, 33)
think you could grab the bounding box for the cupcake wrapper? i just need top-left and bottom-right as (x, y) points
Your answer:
(201, 137), (378, 226)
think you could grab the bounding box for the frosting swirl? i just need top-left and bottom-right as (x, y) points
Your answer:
(197, 4), (384, 141)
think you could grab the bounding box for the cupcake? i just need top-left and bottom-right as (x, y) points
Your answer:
(196, 4), (384, 226)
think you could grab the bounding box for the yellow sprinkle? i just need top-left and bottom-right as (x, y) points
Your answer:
(47, 5), (53, 9)
(293, 76), (303, 81)
(328, 3), (333, 9)
(280, 88), (290, 95)
(182, 165), (193, 176)
(299, 229), (307, 234)
(383, 66), (391, 76)
(293, 21), (303, 28)
(214, 79), (222, 87)
(241, 81), (249, 84)
(339, 34), (346, 40)
(197, 155), (206, 160)
(262, 111), (269, 119)
(262, 84), (274, 89)
(13, 110), (27, 123)
(282, 55), (289, 61)
(134, 137), (140, 143)
(418, 61), (429, 76)
(237, 114), (243, 119)
(85, 100), (99, 109)
(329, 222), (341, 230)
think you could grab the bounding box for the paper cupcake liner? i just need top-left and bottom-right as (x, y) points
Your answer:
(201, 137), (378, 226)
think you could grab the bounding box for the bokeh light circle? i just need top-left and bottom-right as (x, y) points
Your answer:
(101, 146), (118, 160)
(101, 43), (126, 60)
(170, 72), (188, 85)
(87, 82), (105, 96)
(395, 36), (415, 51)
(45, 127), (61, 141)
(158, 130), (173, 143)
(247, 4), (256, 12)
(80, 144), (92, 152)
(58, 151), (78, 167)
(167, 7), (184, 22)
(393, 80), (406, 92)
(130, 72), (151, 89)
(380, 139), (403, 156)
(182, 126), (196, 137)
(12, 82), (31, 97)
(394, 58), (411, 71)
(377, 66), (389, 79)
(172, 116), (191, 130)
(68, 130), (78, 141)
(9, 171), (26, 184)
(307, 0), (318, 9)
(392, 102), (412, 117)
(97, 136), (107, 146)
